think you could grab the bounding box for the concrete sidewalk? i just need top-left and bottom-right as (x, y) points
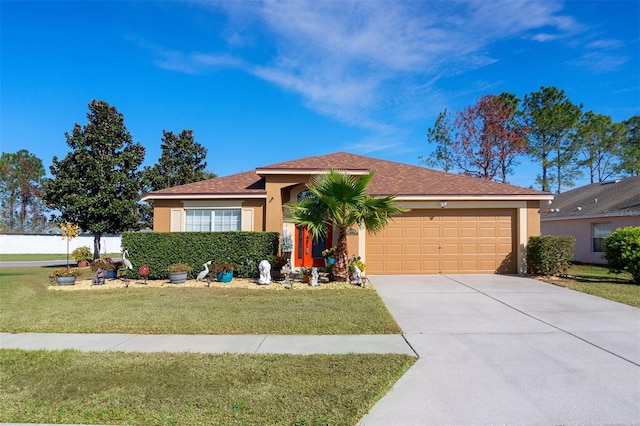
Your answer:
(0, 332), (416, 356)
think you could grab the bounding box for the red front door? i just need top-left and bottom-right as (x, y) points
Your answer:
(294, 225), (332, 267)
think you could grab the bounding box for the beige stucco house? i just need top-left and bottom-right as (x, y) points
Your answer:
(142, 152), (552, 275)
(541, 176), (640, 264)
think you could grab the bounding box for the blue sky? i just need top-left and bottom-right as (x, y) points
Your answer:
(2, 0), (638, 190)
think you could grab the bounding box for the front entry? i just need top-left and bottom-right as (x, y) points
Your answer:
(295, 225), (332, 267)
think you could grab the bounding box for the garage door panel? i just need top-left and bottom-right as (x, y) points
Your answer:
(404, 244), (421, 255)
(385, 244), (403, 255)
(366, 209), (516, 274)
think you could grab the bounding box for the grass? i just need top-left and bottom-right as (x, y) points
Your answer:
(0, 267), (401, 335)
(0, 253), (120, 261)
(0, 349), (416, 425)
(538, 263), (639, 308)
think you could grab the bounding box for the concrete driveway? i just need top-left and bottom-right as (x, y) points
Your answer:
(358, 274), (640, 425)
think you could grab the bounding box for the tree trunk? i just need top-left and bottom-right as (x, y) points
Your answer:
(331, 228), (349, 281)
(93, 233), (103, 260)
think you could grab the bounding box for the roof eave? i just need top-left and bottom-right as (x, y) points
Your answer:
(395, 194), (553, 201)
(141, 193), (266, 202)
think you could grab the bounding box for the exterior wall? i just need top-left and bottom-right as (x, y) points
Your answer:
(0, 234), (122, 254)
(264, 175), (311, 233)
(542, 216), (639, 264)
(152, 199), (266, 232)
(241, 199), (266, 231)
(152, 200), (183, 232)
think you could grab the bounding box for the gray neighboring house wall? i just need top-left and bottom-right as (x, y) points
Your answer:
(541, 176), (640, 264)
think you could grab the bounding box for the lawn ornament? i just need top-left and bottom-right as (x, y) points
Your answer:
(122, 249), (133, 270)
(197, 261), (211, 281)
(258, 260), (271, 285)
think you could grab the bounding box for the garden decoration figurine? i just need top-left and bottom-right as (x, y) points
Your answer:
(258, 260), (271, 285)
(310, 267), (319, 287)
(122, 249), (133, 270)
(351, 265), (362, 286)
(197, 261), (211, 281)
(92, 268), (105, 285)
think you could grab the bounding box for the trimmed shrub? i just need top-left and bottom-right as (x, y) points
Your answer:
(604, 226), (640, 284)
(527, 235), (575, 276)
(120, 231), (279, 280)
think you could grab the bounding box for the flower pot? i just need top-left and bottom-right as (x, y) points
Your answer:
(325, 257), (335, 266)
(216, 271), (233, 283)
(56, 275), (76, 286)
(302, 274), (311, 284)
(168, 271), (188, 284)
(105, 270), (116, 279)
(77, 260), (89, 268)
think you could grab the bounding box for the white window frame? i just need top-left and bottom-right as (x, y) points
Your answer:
(592, 222), (611, 253)
(185, 209), (241, 232)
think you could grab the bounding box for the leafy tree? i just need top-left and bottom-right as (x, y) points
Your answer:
(522, 86), (583, 193)
(421, 109), (455, 172)
(43, 100), (145, 259)
(143, 130), (214, 191)
(285, 169), (406, 281)
(140, 129), (215, 228)
(616, 116), (640, 176)
(574, 112), (625, 183)
(453, 93), (527, 183)
(0, 150), (46, 232)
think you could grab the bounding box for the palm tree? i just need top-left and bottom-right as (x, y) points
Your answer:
(286, 169), (406, 280)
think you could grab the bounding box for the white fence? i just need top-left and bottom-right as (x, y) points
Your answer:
(0, 234), (122, 254)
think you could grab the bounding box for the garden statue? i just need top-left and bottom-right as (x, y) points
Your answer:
(196, 261), (211, 281)
(351, 265), (362, 286)
(310, 267), (319, 286)
(258, 260), (271, 285)
(92, 268), (105, 285)
(122, 249), (133, 270)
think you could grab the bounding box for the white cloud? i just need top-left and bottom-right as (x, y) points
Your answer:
(147, 1), (593, 151)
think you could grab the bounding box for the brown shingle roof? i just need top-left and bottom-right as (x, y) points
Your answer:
(143, 152), (550, 199)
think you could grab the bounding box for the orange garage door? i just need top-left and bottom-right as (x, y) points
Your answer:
(366, 209), (516, 274)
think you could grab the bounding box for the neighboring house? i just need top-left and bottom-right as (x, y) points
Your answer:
(142, 152), (552, 275)
(541, 176), (640, 264)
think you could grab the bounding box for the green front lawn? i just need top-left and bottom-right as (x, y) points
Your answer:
(0, 349), (415, 425)
(0, 267), (401, 335)
(538, 263), (639, 307)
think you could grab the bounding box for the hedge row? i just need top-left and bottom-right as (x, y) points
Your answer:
(527, 235), (575, 277)
(120, 231), (280, 280)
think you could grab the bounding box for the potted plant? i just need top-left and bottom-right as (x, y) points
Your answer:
(49, 267), (80, 286)
(348, 256), (366, 279)
(270, 255), (289, 280)
(166, 263), (193, 284)
(71, 246), (92, 267)
(299, 266), (313, 283)
(212, 263), (234, 283)
(322, 246), (336, 266)
(92, 257), (117, 279)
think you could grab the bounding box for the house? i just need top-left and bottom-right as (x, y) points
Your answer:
(541, 176), (640, 264)
(141, 152), (552, 275)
